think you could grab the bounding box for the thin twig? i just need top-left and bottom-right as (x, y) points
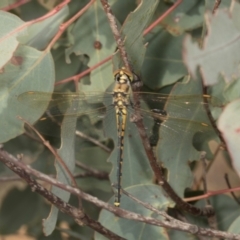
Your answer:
(55, 54), (111, 86)
(0, 175), (22, 182)
(121, 189), (226, 240)
(75, 130), (111, 153)
(0, 148), (239, 240)
(0, 149), (124, 240)
(55, 0), (181, 87)
(212, 0), (221, 14)
(224, 174), (240, 205)
(200, 153), (218, 232)
(17, 116), (83, 209)
(200, 152), (210, 205)
(18, 116), (76, 186)
(45, 110), (111, 153)
(100, 0), (132, 71)
(143, 0), (183, 35)
(194, 143), (222, 190)
(75, 161), (109, 180)
(2, 0), (70, 44)
(74, 172), (107, 179)
(2, 0), (30, 11)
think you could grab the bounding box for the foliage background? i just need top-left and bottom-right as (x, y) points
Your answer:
(0, 0), (240, 239)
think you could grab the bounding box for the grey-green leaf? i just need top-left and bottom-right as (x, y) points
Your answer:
(218, 99), (240, 177)
(0, 46), (55, 143)
(183, 5), (240, 85)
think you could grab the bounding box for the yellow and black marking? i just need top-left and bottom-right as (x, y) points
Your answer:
(112, 68), (135, 207)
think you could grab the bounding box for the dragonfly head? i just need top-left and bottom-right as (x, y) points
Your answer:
(113, 67), (140, 86)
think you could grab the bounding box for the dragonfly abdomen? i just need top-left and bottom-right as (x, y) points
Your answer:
(113, 68), (133, 207)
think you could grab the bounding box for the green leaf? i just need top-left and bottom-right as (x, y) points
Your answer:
(0, 45), (55, 143)
(0, 187), (42, 234)
(96, 185), (170, 240)
(183, 4), (240, 85)
(155, 1), (204, 36)
(218, 99), (240, 176)
(0, 1), (16, 9)
(205, 0), (232, 11)
(0, 11), (27, 68)
(75, 146), (112, 195)
(224, 77), (240, 102)
(194, 195), (240, 231)
(52, 47), (87, 85)
(157, 76), (220, 197)
(228, 216), (240, 234)
(42, 97), (78, 235)
(19, 5), (69, 50)
(142, 31), (187, 89)
(65, 0), (116, 93)
(113, 0), (159, 75)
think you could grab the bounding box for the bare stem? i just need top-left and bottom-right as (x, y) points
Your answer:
(0, 148), (239, 239)
(75, 162), (108, 180)
(17, 116), (83, 209)
(224, 174), (240, 205)
(100, 0), (132, 71)
(0, 148), (124, 240)
(212, 0), (221, 14)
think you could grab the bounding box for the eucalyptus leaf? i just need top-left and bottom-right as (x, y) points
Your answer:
(158, 76), (220, 197)
(155, 0), (204, 36)
(218, 99), (240, 177)
(97, 185), (171, 240)
(66, 0), (116, 93)
(0, 11), (27, 68)
(0, 46), (54, 143)
(42, 96), (78, 235)
(183, 4), (240, 85)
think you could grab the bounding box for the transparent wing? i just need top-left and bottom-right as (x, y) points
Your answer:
(18, 91), (113, 118)
(18, 90), (221, 139)
(18, 91), (221, 116)
(128, 92), (221, 143)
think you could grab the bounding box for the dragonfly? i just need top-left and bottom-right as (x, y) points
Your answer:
(18, 68), (221, 207)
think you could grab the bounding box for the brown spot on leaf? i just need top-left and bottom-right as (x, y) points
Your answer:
(94, 41), (102, 50)
(11, 56), (23, 66)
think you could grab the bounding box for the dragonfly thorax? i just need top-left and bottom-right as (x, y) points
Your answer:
(113, 75), (131, 110)
(113, 91), (130, 108)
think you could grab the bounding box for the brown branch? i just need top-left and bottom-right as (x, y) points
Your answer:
(75, 130), (111, 153)
(75, 161), (109, 180)
(0, 148), (239, 239)
(55, 0), (182, 87)
(224, 174), (240, 205)
(100, 0), (132, 71)
(55, 55), (111, 86)
(18, 117), (77, 186)
(194, 143), (222, 190)
(143, 0), (183, 35)
(200, 153), (218, 231)
(0, 147), (124, 240)
(44, 110), (111, 153)
(131, 79), (214, 216)
(212, 0), (221, 14)
(200, 152), (210, 205)
(0, 175), (22, 182)
(18, 116), (83, 210)
(2, 0), (30, 11)
(121, 189), (232, 240)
